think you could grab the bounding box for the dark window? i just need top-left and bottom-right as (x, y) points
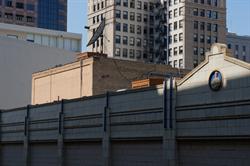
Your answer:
(194, 21), (198, 29)
(16, 2), (24, 9)
(123, 0), (128, 7)
(27, 4), (35, 11)
(5, 0), (12, 7)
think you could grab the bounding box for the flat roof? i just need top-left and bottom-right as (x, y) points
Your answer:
(0, 23), (82, 39)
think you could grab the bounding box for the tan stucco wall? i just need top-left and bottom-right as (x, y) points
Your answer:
(32, 59), (94, 105)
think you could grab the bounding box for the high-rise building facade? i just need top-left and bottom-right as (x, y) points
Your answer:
(227, 32), (250, 63)
(87, 0), (226, 69)
(0, 0), (67, 31)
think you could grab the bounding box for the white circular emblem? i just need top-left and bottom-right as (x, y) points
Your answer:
(209, 71), (223, 91)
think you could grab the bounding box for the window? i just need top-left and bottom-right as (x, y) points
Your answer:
(174, 34), (178, 43)
(149, 3), (154, 12)
(136, 38), (141, 47)
(207, 23), (211, 31)
(123, 36), (128, 45)
(174, 47), (178, 55)
(116, 22), (121, 31)
(200, 34), (204, 43)
(193, 8), (198, 16)
(16, 2), (24, 9)
(16, 14), (24, 21)
(193, 33), (198, 42)
(179, 7), (184, 16)
(179, 20), (184, 28)
(137, 25), (141, 34)
(200, 9), (205, 17)
(5, 0), (12, 7)
(136, 50), (142, 59)
(179, 59), (183, 68)
(115, 48), (121, 56)
(194, 47), (198, 55)
(174, 22), (178, 30)
(212, 36), (218, 43)
(137, 13), (142, 22)
(92, 17), (95, 24)
(207, 35), (211, 44)
(212, 24), (218, 32)
(207, 10), (212, 18)
(129, 24), (135, 34)
(174, 9), (178, 17)
(130, 0), (135, 8)
(130, 12), (135, 21)
(169, 23), (173, 31)
(123, 48), (128, 57)
(144, 26), (147, 34)
(129, 49), (135, 58)
(116, 10), (121, 18)
(123, 11), (128, 19)
(169, 11), (172, 19)
(144, 2), (148, 10)
(227, 44), (231, 49)
(200, 22), (205, 30)
(212, 11), (218, 19)
(123, 0), (128, 7)
(179, 46), (183, 54)
(200, 0), (204, 4)
(174, 60), (178, 68)
(26, 4), (34, 11)
(200, 47), (205, 55)
(123, 23), (128, 32)
(26, 16), (34, 22)
(235, 45), (239, 51)
(214, 0), (218, 6)
(101, 1), (104, 8)
(93, 5), (96, 12)
(115, 35), (121, 44)
(115, 0), (121, 5)
(143, 14), (148, 23)
(169, 48), (172, 56)
(137, 1), (142, 9)
(194, 21), (198, 29)
(243, 46), (246, 52)
(178, 33), (183, 41)
(174, 0), (178, 5)
(207, 0), (211, 5)
(130, 37), (135, 46)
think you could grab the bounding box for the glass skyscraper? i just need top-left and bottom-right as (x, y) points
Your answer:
(0, 0), (67, 31)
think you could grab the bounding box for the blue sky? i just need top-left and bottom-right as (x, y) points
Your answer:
(68, 0), (250, 51)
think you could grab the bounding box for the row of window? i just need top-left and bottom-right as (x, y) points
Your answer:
(194, 34), (217, 44)
(115, 47), (146, 60)
(193, 0), (219, 7)
(169, 59), (184, 68)
(193, 8), (218, 19)
(115, 0), (154, 12)
(169, 20), (184, 31)
(169, 46), (183, 56)
(0, 0), (35, 11)
(116, 22), (154, 35)
(0, 12), (35, 23)
(92, 14), (104, 24)
(228, 44), (247, 52)
(169, 33), (183, 44)
(93, 1), (105, 12)
(169, 7), (184, 19)
(194, 21), (218, 32)
(115, 35), (152, 48)
(116, 10), (154, 24)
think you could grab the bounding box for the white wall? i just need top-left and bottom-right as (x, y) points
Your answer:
(0, 36), (75, 109)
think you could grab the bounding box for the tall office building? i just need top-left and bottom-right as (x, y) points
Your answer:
(87, 0), (226, 69)
(0, 0), (67, 31)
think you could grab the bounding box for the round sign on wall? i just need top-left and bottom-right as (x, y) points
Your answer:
(209, 70), (223, 91)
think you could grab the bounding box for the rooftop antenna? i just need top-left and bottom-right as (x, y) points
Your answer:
(86, 18), (106, 54)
